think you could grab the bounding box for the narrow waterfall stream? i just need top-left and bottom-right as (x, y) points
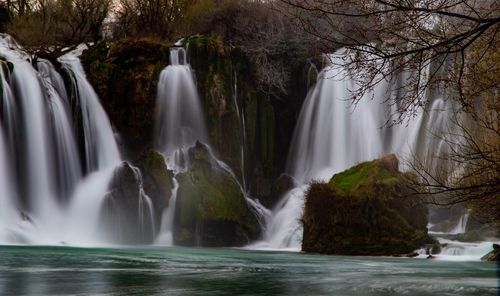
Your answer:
(154, 47), (208, 244)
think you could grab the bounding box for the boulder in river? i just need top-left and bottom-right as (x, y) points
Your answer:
(302, 155), (435, 255)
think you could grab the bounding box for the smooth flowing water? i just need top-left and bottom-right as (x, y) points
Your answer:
(256, 51), (458, 250)
(0, 36), (126, 245)
(0, 246), (497, 296)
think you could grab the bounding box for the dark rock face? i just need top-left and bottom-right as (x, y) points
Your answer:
(302, 155), (434, 256)
(100, 157), (173, 244)
(135, 149), (174, 230)
(481, 244), (500, 261)
(173, 142), (261, 247)
(100, 162), (155, 244)
(186, 36), (308, 208)
(81, 40), (170, 155)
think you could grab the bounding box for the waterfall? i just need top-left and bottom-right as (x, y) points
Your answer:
(59, 47), (121, 171)
(155, 47), (208, 162)
(0, 35), (58, 225)
(449, 211), (471, 235)
(155, 47), (208, 245)
(38, 60), (82, 200)
(155, 48), (270, 245)
(0, 125), (17, 242)
(254, 50), (455, 250)
(156, 178), (179, 245)
(0, 35), (124, 245)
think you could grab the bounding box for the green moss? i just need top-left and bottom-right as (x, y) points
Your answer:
(174, 143), (261, 246)
(302, 155), (433, 256)
(328, 157), (399, 196)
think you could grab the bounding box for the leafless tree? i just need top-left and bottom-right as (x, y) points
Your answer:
(113, 0), (194, 39)
(6, 0), (111, 58)
(280, 0), (499, 230)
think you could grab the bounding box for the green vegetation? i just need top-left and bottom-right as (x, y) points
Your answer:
(81, 39), (170, 153)
(328, 158), (399, 196)
(174, 142), (260, 247)
(302, 155), (434, 256)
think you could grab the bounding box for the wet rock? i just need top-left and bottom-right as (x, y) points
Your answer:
(481, 244), (500, 261)
(174, 142), (261, 247)
(100, 162), (156, 244)
(302, 155), (435, 256)
(136, 149), (174, 228)
(81, 40), (170, 154)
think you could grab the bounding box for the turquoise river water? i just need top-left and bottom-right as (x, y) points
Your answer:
(0, 245), (498, 295)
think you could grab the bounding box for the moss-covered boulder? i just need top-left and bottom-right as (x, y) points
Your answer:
(186, 35), (300, 207)
(100, 162), (156, 244)
(173, 141), (261, 246)
(81, 40), (170, 154)
(302, 155), (434, 255)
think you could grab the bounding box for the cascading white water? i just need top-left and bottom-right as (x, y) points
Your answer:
(155, 47), (208, 162)
(155, 48), (271, 245)
(449, 211), (471, 235)
(255, 50), (455, 250)
(155, 47), (209, 245)
(157, 178), (179, 245)
(0, 63), (17, 153)
(38, 60), (82, 199)
(60, 47), (121, 171)
(0, 36), (58, 225)
(0, 125), (17, 242)
(0, 35), (125, 245)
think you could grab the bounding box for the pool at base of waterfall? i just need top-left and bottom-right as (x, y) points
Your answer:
(0, 246), (497, 296)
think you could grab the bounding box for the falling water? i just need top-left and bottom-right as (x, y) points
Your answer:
(155, 47), (208, 161)
(38, 60), (82, 200)
(0, 35), (125, 245)
(449, 211), (471, 235)
(155, 48), (270, 245)
(155, 47), (209, 245)
(157, 178), (179, 245)
(0, 36), (58, 224)
(256, 50), (456, 250)
(60, 46), (121, 171)
(0, 125), (17, 242)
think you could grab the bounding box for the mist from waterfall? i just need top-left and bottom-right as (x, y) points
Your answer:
(254, 50), (457, 250)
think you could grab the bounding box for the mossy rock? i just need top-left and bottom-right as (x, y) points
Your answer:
(174, 142), (261, 247)
(302, 155), (434, 255)
(81, 40), (170, 154)
(136, 149), (174, 229)
(186, 35), (282, 205)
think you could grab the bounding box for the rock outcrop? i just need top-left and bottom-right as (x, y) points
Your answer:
(302, 155), (434, 255)
(481, 244), (499, 261)
(173, 142), (261, 247)
(81, 39), (170, 155)
(100, 158), (173, 244)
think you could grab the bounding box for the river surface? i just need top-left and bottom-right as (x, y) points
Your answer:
(0, 245), (497, 296)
